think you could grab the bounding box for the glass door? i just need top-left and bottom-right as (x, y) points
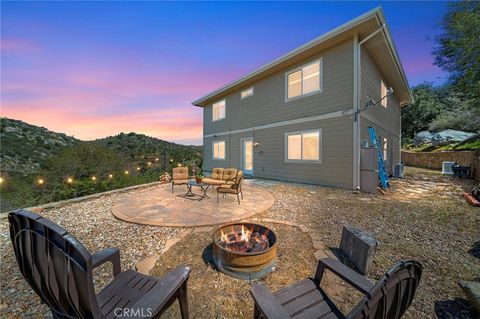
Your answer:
(242, 138), (253, 175)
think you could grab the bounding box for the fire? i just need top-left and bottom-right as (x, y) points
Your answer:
(217, 224), (270, 253)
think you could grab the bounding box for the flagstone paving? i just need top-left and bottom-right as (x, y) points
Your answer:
(112, 183), (275, 226)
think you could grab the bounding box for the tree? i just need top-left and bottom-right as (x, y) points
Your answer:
(433, 1), (480, 103)
(401, 83), (448, 138)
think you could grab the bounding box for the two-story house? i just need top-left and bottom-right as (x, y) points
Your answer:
(192, 7), (413, 190)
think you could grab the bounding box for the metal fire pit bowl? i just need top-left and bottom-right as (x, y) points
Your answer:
(212, 222), (277, 281)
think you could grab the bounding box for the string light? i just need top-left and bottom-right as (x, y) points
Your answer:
(66, 177), (74, 184)
(155, 158), (159, 162)
(124, 170), (129, 175)
(38, 178), (45, 185)
(136, 167), (141, 171)
(108, 174), (113, 179)
(170, 159), (173, 163)
(147, 162), (152, 166)
(91, 176), (97, 181)
(177, 163), (182, 167)
(0, 176), (5, 185)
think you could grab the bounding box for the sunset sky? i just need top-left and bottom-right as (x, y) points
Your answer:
(1, 1), (449, 145)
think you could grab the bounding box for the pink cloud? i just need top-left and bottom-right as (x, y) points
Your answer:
(1, 38), (40, 54)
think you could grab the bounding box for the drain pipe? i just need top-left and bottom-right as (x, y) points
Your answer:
(353, 23), (386, 190)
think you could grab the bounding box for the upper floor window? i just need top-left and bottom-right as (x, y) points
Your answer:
(212, 100), (226, 121)
(213, 141), (225, 160)
(286, 60), (322, 100)
(241, 87), (254, 99)
(285, 129), (321, 162)
(381, 80), (388, 108)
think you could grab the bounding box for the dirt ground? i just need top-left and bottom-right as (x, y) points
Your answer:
(1, 166), (479, 318)
(151, 224), (357, 319)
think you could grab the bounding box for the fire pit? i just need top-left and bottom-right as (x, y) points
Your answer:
(212, 222), (277, 280)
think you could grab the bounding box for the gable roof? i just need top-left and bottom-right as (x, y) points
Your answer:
(192, 6), (413, 108)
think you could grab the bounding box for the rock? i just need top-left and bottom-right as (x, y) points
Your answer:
(459, 281), (480, 312)
(136, 255), (159, 275)
(339, 226), (378, 275)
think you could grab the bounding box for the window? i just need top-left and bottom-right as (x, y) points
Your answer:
(381, 80), (388, 108)
(286, 130), (321, 162)
(241, 87), (254, 99)
(287, 60), (321, 100)
(213, 141), (225, 160)
(212, 100), (225, 121)
(382, 137), (388, 161)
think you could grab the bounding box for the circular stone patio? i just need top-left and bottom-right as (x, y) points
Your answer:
(112, 183), (275, 227)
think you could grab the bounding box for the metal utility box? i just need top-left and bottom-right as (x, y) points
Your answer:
(360, 148), (379, 193)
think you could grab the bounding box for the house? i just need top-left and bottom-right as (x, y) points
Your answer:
(192, 7), (413, 190)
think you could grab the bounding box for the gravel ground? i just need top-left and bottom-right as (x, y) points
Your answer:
(0, 187), (182, 318)
(1, 167), (479, 318)
(258, 167), (480, 318)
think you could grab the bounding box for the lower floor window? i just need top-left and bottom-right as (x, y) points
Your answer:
(286, 130), (321, 162)
(213, 141), (225, 160)
(382, 137), (388, 161)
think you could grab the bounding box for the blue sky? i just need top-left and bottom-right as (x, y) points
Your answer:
(1, 1), (449, 145)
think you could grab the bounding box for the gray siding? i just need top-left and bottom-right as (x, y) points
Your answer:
(359, 47), (401, 172)
(204, 116), (353, 188)
(203, 39), (354, 136)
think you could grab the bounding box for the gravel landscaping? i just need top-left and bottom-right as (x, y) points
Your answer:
(1, 167), (479, 318)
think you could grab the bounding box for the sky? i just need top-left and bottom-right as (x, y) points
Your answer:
(1, 1), (449, 145)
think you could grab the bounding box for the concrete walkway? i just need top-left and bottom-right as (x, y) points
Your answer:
(112, 183), (275, 227)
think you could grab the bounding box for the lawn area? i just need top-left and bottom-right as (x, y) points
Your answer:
(1, 166), (478, 318)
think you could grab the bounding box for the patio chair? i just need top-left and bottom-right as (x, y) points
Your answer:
(203, 168), (225, 187)
(172, 166), (190, 193)
(9, 210), (191, 319)
(217, 171), (244, 204)
(251, 258), (422, 319)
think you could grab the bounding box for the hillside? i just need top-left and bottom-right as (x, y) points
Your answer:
(0, 118), (203, 174)
(0, 117), (203, 213)
(0, 118), (78, 173)
(95, 132), (202, 163)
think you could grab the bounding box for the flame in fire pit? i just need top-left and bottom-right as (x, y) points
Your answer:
(218, 224), (270, 253)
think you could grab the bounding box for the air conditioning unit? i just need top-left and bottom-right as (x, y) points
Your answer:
(393, 163), (404, 178)
(442, 161), (456, 175)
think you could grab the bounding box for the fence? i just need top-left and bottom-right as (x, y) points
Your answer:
(401, 150), (480, 181)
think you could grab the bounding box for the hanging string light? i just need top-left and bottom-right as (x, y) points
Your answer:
(66, 177), (74, 184)
(147, 162), (152, 166)
(108, 174), (114, 179)
(0, 176), (4, 185)
(136, 167), (141, 171)
(91, 176), (97, 181)
(37, 178), (45, 185)
(124, 170), (129, 175)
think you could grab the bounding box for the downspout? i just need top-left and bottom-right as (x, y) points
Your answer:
(353, 23), (386, 190)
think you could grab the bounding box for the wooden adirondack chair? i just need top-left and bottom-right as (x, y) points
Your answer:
(8, 209), (191, 319)
(251, 258), (422, 319)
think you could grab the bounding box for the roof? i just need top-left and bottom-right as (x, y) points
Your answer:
(192, 6), (413, 108)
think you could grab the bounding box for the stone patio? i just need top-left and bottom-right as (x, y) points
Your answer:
(112, 182), (275, 226)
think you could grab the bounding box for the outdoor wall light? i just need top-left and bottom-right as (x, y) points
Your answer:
(254, 142), (260, 147)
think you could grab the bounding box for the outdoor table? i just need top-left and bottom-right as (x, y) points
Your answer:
(181, 180), (211, 200)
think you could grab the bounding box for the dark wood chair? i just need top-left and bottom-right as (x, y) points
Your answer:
(251, 258), (422, 319)
(8, 209), (191, 319)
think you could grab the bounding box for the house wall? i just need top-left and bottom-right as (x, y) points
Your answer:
(359, 47), (402, 174)
(204, 116), (354, 188)
(202, 39), (355, 188)
(203, 39), (354, 136)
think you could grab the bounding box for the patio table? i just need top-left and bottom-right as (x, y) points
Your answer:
(180, 180), (211, 200)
